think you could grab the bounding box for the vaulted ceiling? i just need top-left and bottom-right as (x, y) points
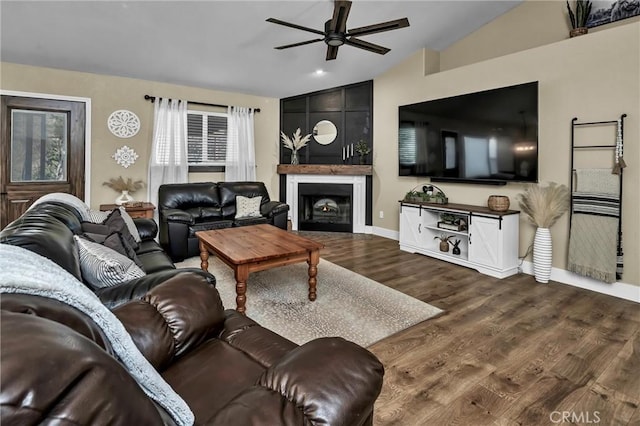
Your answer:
(0, 1), (522, 98)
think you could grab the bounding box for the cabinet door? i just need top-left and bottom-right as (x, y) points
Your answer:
(469, 216), (501, 268)
(399, 205), (424, 248)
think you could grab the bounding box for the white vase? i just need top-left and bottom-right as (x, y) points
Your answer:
(533, 227), (552, 283)
(115, 190), (133, 206)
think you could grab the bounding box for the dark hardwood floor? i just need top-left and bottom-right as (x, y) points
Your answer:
(299, 232), (640, 426)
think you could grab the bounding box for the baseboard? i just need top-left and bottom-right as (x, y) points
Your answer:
(372, 226), (639, 304)
(520, 261), (639, 303)
(372, 226), (398, 241)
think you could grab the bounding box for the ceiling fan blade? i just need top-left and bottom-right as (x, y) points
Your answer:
(326, 45), (339, 61)
(266, 18), (325, 36)
(275, 39), (324, 50)
(344, 37), (390, 55)
(346, 18), (410, 37)
(328, 0), (352, 33)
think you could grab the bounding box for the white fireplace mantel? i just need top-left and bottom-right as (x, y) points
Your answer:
(285, 174), (368, 233)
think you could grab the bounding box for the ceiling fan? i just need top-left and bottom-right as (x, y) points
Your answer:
(266, 0), (409, 60)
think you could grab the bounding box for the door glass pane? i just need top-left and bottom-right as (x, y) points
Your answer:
(11, 109), (68, 182)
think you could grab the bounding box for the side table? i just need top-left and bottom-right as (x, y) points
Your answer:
(100, 202), (156, 219)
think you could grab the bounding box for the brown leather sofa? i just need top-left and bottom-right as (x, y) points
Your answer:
(0, 200), (385, 425)
(1, 275), (384, 425)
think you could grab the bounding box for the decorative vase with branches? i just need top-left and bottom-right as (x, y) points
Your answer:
(566, 0), (592, 37)
(516, 182), (569, 283)
(434, 234), (453, 252)
(103, 176), (145, 205)
(281, 128), (311, 165)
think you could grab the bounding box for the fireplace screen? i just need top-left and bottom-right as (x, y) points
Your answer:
(298, 183), (352, 232)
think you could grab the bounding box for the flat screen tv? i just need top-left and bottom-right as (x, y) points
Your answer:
(398, 81), (538, 184)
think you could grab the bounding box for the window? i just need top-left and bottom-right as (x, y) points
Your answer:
(187, 110), (228, 172)
(11, 109), (68, 182)
(398, 121), (416, 166)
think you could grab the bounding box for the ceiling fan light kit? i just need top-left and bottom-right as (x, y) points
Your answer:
(267, 0), (409, 60)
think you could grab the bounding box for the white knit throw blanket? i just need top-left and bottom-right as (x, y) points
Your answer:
(0, 244), (194, 426)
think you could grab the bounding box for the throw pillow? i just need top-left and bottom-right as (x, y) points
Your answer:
(235, 195), (262, 219)
(118, 207), (142, 243)
(74, 235), (145, 289)
(82, 232), (145, 270)
(88, 209), (110, 224)
(102, 209), (139, 250)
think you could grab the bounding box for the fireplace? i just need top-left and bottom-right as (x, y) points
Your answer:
(283, 170), (368, 233)
(298, 183), (352, 232)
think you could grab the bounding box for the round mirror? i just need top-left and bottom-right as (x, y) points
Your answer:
(312, 120), (338, 145)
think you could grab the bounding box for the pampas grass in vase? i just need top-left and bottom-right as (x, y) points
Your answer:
(517, 182), (569, 283)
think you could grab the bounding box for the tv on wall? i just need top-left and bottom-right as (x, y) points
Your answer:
(398, 81), (539, 184)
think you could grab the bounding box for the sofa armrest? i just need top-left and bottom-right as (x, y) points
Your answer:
(211, 337), (384, 425)
(260, 201), (289, 218)
(163, 208), (195, 225)
(133, 218), (158, 240)
(96, 269), (216, 309)
(113, 273), (226, 370)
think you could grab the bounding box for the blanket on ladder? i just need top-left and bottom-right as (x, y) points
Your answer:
(0, 243), (194, 426)
(568, 169), (622, 283)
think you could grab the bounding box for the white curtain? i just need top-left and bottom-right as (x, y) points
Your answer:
(147, 98), (188, 220)
(225, 106), (256, 181)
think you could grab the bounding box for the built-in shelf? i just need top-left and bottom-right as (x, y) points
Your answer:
(277, 164), (373, 176)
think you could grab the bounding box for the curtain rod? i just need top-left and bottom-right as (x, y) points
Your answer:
(143, 95), (260, 113)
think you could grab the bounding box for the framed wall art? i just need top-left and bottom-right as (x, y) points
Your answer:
(587, 0), (640, 27)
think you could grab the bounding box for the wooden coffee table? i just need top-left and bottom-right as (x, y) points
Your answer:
(196, 224), (324, 314)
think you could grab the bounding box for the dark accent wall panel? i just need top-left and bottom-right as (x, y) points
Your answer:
(280, 80), (373, 166)
(279, 80), (374, 228)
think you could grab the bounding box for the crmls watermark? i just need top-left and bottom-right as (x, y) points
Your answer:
(550, 411), (601, 424)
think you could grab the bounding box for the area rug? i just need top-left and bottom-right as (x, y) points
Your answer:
(175, 257), (443, 347)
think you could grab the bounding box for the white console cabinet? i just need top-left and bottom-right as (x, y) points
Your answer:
(399, 202), (519, 279)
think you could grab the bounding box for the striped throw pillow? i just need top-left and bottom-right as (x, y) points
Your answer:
(74, 235), (145, 289)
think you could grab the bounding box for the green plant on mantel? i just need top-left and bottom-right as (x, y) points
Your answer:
(354, 140), (371, 165)
(354, 140), (371, 157)
(566, 0), (592, 29)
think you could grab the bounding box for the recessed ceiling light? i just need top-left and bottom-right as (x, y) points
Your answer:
(314, 69), (325, 76)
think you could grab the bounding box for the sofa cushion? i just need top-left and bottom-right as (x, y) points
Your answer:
(235, 195), (262, 219)
(137, 251), (176, 274)
(233, 217), (268, 227)
(200, 206), (223, 220)
(188, 221), (233, 238)
(159, 182), (220, 210)
(75, 236), (145, 289)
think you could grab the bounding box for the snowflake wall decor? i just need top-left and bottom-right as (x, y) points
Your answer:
(112, 145), (139, 168)
(107, 109), (140, 138)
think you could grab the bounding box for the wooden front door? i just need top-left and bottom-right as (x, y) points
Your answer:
(0, 96), (86, 229)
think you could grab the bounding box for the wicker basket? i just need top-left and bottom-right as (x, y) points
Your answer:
(487, 195), (510, 212)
